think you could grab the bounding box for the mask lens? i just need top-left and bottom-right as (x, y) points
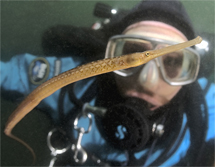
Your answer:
(159, 48), (200, 85)
(106, 37), (153, 76)
(161, 51), (183, 78)
(122, 40), (152, 55)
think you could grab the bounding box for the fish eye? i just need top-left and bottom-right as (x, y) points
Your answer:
(145, 52), (150, 57)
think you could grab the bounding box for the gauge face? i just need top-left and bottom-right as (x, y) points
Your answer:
(29, 57), (50, 85)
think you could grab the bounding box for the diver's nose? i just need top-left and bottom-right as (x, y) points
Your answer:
(138, 60), (159, 89)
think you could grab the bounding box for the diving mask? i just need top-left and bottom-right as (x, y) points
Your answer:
(105, 35), (200, 86)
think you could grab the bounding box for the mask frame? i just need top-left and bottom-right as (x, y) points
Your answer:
(105, 35), (200, 86)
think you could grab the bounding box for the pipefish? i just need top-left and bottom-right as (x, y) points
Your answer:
(4, 36), (202, 164)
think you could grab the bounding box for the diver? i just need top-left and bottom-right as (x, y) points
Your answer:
(1, 0), (214, 166)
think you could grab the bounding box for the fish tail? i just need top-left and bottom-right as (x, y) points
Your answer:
(5, 132), (36, 165)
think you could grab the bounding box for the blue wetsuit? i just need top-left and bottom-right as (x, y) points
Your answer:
(1, 53), (214, 166)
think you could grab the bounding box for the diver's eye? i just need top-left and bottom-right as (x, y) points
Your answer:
(163, 52), (183, 68)
(122, 41), (152, 55)
(162, 52), (183, 78)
